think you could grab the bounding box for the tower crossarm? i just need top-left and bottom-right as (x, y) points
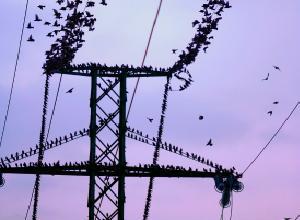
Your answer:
(50, 63), (171, 78)
(0, 163), (241, 179)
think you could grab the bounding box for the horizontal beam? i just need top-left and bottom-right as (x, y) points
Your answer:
(50, 63), (171, 78)
(0, 164), (240, 179)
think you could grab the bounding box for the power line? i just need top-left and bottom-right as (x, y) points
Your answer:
(126, 0), (164, 120)
(242, 101), (300, 175)
(0, 0), (29, 148)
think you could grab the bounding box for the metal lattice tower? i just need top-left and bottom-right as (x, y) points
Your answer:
(0, 63), (242, 220)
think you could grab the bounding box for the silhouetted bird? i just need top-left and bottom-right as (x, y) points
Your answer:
(283, 218), (291, 220)
(203, 46), (208, 53)
(267, 110), (272, 116)
(26, 22), (34, 29)
(53, 9), (62, 19)
(262, 73), (270, 81)
(37, 5), (46, 10)
(66, 88), (73, 93)
(44, 21), (51, 26)
(273, 101), (279, 104)
(147, 117), (153, 123)
(100, 0), (107, 6)
(27, 35), (35, 42)
(172, 49), (177, 54)
(46, 32), (54, 37)
(199, 115), (204, 120)
(206, 139), (213, 146)
(34, 14), (42, 22)
(273, 65), (281, 71)
(192, 20), (200, 27)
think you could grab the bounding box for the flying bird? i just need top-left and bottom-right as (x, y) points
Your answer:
(27, 35), (35, 42)
(100, 0), (107, 6)
(206, 139), (213, 146)
(192, 20), (200, 27)
(66, 88), (74, 93)
(37, 5), (46, 10)
(199, 115), (204, 120)
(262, 73), (270, 81)
(273, 101), (279, 104)
(147, 117), (153, 123)
(273, 65), (281, 71)
(44, 21), (51, 26)
(267, 110), (272, 116)
(34, 14), (42, 22)
(26, 22), (34, 29)
(172, 49), (177, 54)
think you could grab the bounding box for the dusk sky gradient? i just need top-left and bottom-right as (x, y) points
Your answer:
(0, 1), (299, 220)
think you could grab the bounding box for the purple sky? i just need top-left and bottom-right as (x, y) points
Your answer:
(0, 0), (300, 219)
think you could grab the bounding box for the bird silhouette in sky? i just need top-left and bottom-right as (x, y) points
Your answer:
(199, 115), (204, 120)
(37, 5), (46, 10)
(206, 139), (213, 146)
(100, 0), (107, 6)
(44, 21), (51, 26)
(66, 88), (73, 93)
(192, 20), (200, 27)
(147, 117), (153, 123)
(26, 22), (34, 29)
(262, 73), (270, 81)
(53, 9), (62, 19)
(172, 49), (177, 54)
(34, 14), (42, 22)
(283, 218), (291, 220)
(27, 35), (35, 42)
(273, 65), (281, 71)
(267, 110), (273, 116)
(273, 101), (279, 104)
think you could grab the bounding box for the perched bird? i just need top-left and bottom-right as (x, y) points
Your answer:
(262, 73), (270, 81)
(206, 139), (213, 146)
(273, 101), (279, 104)
(37, 5), (46, 10)
(26, 22), (34, 29)
(267, 110), (273, 116)
(147, 117), (153, 123)
(66, 88), (73, 93)
(100, 0), (107, 6)
(172, 49), (177, 54)
(199, 115), (204, 120)
(273, 65), (281, 71)
(34, 14), (42, 22)
(27, 35), (35, 42)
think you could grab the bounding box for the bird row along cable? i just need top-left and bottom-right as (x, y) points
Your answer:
(0, 0), (30, 149)
(242, 101), (300, 175)
(126, 0), (164, 120)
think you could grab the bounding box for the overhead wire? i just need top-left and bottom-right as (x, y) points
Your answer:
(242, 101), (300, 175)
(126, 0), (164, 120)
(29, 2), (91, 219)
(0, 0), (30, 149)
